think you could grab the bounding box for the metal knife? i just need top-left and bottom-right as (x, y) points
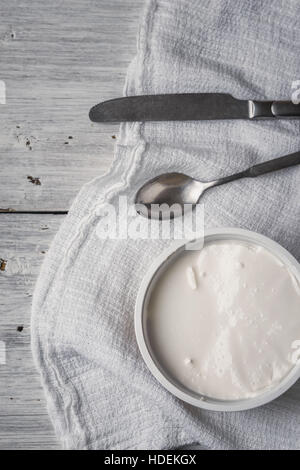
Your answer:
(89, 93), (300, 123)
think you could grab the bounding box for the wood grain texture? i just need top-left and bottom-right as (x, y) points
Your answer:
(0, 0), (144, 450)
(0, 214), (65, 449)
(0, 0), (143, 211)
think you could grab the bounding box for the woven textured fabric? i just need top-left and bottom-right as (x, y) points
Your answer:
(32, 0), (300, 449)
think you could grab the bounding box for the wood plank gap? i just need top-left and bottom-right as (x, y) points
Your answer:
(0, 210), (68, 214)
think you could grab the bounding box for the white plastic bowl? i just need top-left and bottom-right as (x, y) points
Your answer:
(135, 228), (300, 412)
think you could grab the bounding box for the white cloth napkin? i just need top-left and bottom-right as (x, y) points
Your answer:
(32, 0), (300, 449)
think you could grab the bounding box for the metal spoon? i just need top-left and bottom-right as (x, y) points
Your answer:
(135, 150), (300, 219)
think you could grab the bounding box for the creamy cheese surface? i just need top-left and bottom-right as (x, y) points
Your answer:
(146, 241), (300, 400)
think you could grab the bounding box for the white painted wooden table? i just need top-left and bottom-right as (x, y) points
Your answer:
(0, 0), (143, 449)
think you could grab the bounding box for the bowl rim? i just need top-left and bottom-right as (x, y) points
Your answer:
(134, 227), (300, 412)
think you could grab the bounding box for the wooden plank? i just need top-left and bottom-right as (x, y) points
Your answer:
(0, 214), (65, 449)
(0, 0), (143, 211)
(0, 0), (143, 450)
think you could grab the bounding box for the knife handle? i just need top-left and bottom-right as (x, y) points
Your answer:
(271, 101), (300, 117)
(249, 100), (300, 118)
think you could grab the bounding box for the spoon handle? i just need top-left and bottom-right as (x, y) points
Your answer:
(246, 150), (300, 177)
(211, 150), (300, 187)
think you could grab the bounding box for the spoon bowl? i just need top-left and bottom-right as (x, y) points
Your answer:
(134, 172), (207, 219)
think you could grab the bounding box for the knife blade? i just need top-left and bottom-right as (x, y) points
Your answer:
(89, 93), (300, 123)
